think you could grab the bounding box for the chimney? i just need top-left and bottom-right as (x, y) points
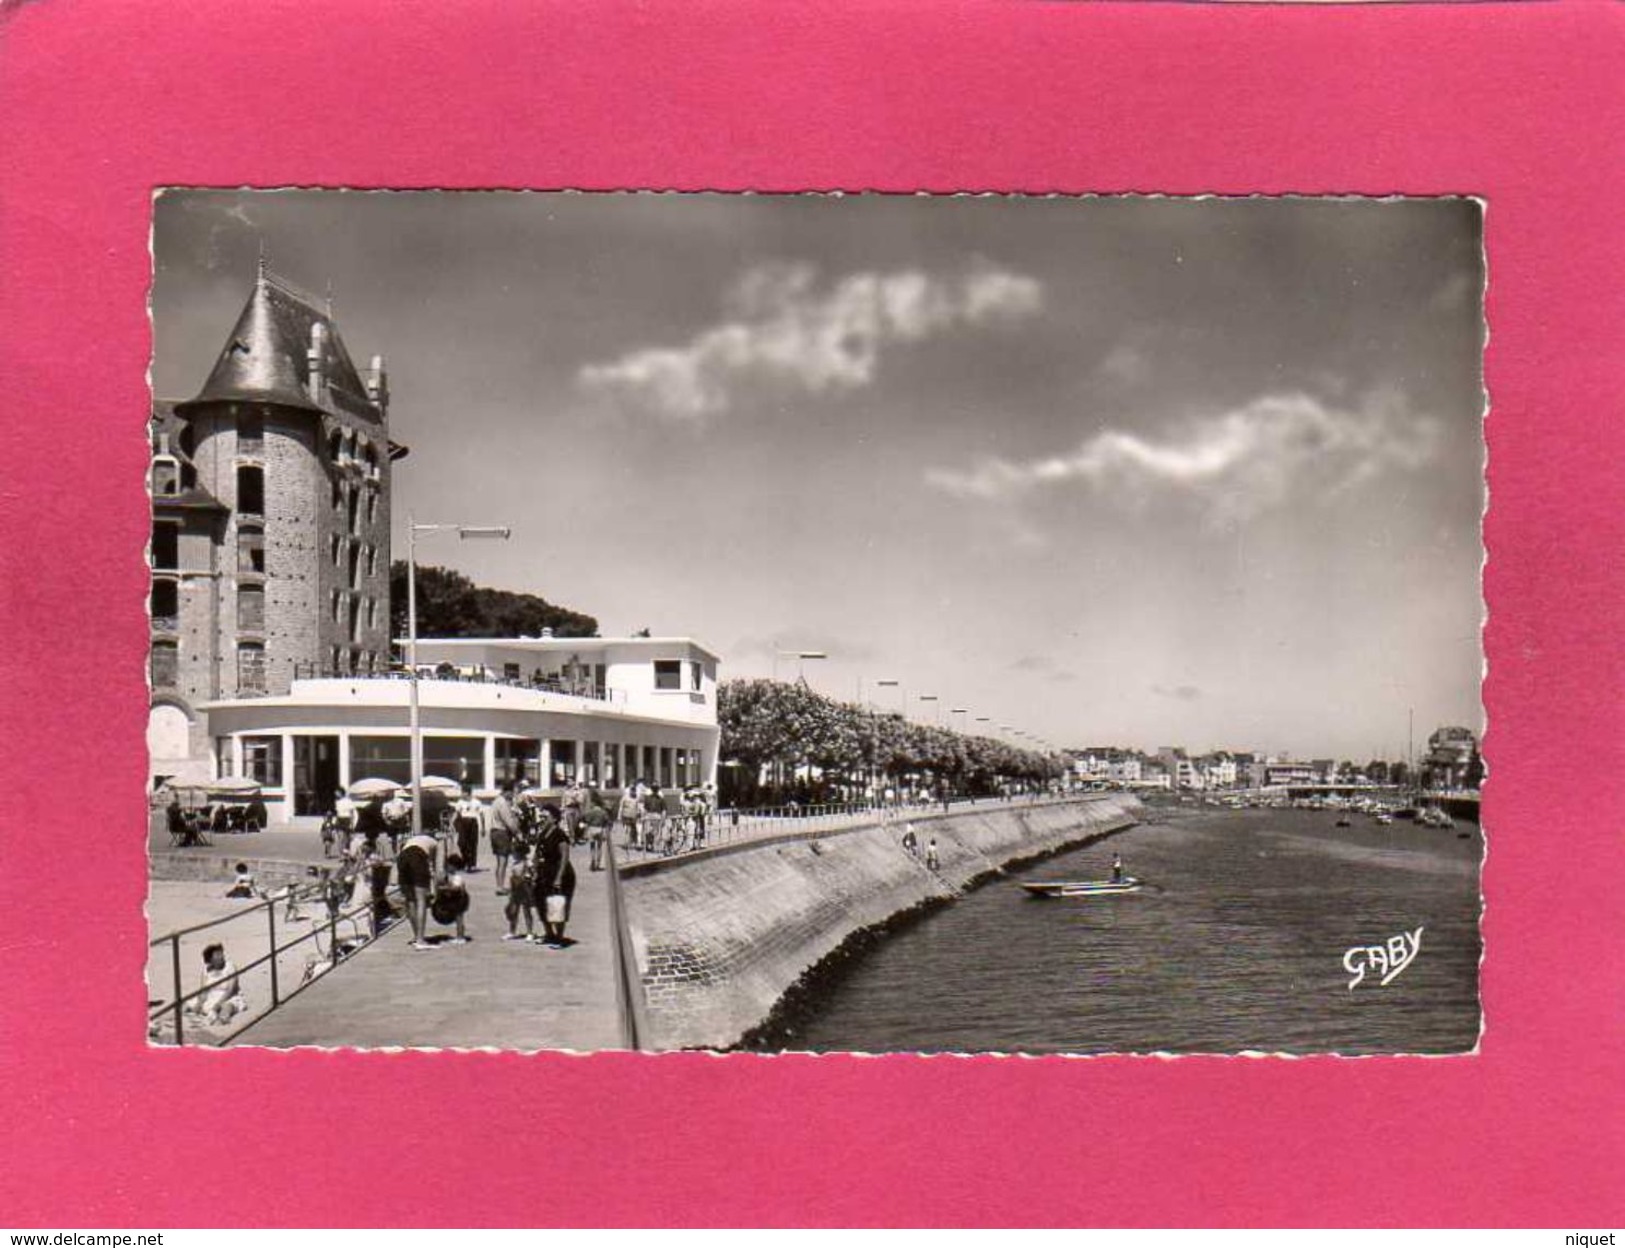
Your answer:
(308, 322), (328, 403)
(366, 354), (389, 411)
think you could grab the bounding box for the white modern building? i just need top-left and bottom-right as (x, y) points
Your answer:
(202, 635), (720, 821)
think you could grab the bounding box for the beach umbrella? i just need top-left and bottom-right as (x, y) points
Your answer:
(205, 777), (262, 797)
(418, 775), (464, 795)
(348, 777), (400, 798)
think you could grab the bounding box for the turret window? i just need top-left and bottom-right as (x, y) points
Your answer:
(150, 579), (179, 632)
(151, 521), (179, 571)
(236, 465), (264, 517)
(237, 643), (266, 694)
(239, 529), (265, 574)
(150, 640), (179, 689)
(237, 585), (265, 632)
(238, 410), (264, 452)
(151, 456), (180, 496)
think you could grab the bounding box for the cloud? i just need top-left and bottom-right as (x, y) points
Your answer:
(1152, 684), (1204, 702)
(1096, 342), (1151, 387)
(925, 391), (1444, 521)
(578, 261), (1042, 426)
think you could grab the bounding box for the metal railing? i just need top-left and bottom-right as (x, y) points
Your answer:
(614, 790), (1094, 863)
(148, 880), (403, 1047)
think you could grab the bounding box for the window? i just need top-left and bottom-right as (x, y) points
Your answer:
(237, 585), (264, 632)
(367, 491), (378, 525)
(239, 529), (265, 574)
(150, 639), (178, 687)
(242, 735), (283, 786)
(494, 738), (541, 787)
(690, 660), (703, 692)
(347, 487), (361, 535)
(348, 542), (362, 590)
(328, 429), (344, 463)
(237, 642), (266, 693)
(331, 533), (342, 565)
(237, 410), (263, 451)
(236, 465), (264, 516)
(367, 598), (377, 631)
(151, 456), (180, 496)
(503, 662), (520, 682)
(331, 590), (342, 623)
(332, 476), (343, 510)
(348, 596), (361, 643)
(150, 579), (178, 631)
(654, 660), (681, 690)
(151, 521), (179, 570)
(550, 739), (577, 785)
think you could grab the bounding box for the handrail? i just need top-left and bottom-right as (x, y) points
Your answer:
(602, 833), (649, 1052)
(149, 882), (403, 1047)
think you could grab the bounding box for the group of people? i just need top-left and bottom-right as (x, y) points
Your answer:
(614, 781), (715, 857)
(899, 822), (940, 871)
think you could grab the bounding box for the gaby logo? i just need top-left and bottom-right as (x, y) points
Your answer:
(1343, 927), (1424, 990)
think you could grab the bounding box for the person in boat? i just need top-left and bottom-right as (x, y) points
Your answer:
(1111, 853), (1125, 883)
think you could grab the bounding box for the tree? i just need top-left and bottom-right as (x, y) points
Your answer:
(390, 563), (597, 641)
(1366, 759), (1389, 785)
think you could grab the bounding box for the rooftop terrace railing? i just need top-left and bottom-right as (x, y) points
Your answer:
(289, 663), (616, 702)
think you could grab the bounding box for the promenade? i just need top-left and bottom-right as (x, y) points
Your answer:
(157, 824), (631, 1049)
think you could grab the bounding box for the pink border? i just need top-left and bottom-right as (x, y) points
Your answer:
(2, 0), (1622, 1228)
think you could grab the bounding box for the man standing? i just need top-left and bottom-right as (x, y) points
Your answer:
(488, 782), (521, 895)
(453, 783), (484, 872)
(561, 778), (586, 845)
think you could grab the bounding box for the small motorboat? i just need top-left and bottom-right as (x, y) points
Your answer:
(1021, 877), (1142, 897)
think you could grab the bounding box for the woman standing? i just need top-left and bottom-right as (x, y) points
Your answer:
(533, 805), (577, 949)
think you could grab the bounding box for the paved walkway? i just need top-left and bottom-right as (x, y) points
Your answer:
(233, 855), (627, 1051)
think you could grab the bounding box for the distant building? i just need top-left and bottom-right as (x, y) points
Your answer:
(149, 262), (406, 788)
(1425, 725), (1479, 788)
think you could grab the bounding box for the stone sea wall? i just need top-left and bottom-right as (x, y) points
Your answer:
(619, 794), (1142, 1050)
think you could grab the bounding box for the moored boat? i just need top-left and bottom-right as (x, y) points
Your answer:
(1021, 877), (1142, 897)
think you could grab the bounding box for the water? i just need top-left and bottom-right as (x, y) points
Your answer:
(778, 808), (1482, 1054)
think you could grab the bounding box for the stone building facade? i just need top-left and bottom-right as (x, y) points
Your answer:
(148, 262), (407, 788)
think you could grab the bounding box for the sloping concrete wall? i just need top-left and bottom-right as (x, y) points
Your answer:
(620, 795), (1141, 1050)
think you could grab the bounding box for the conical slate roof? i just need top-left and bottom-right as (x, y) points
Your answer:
(179, 268), (380, 423)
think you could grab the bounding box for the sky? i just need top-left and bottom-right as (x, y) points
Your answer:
(152, 190), (1485, 762)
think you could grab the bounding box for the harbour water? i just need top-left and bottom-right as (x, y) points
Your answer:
(773, 806), (1482, 1055)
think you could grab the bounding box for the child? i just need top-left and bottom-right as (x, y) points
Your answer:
(366, 848), (394, 939)
(430, 853), (471, 945)
(225, 863), (256, 899)
(503, 853), (537, 942)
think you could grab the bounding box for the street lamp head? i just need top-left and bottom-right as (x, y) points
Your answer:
(457, 526), (511, 540)
(797, 651), (827, 660)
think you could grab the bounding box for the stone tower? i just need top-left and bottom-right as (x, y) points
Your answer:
(148, 262), (407, 786)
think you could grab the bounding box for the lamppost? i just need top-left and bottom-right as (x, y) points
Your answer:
(874, 678), (904, 715)
(773, 649), (828, 685)
(951, 707), (968, 734)
(918, 694), (939, 725)
(406, 516), (510, 839)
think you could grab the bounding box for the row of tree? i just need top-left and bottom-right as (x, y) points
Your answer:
(390, 563), (598, 640)
(717, 678), (1065, 805)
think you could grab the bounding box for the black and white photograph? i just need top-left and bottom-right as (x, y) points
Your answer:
(146, 189), (1485, 1054)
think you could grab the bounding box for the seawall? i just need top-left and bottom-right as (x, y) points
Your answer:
(619, 794), (1142, 1050)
